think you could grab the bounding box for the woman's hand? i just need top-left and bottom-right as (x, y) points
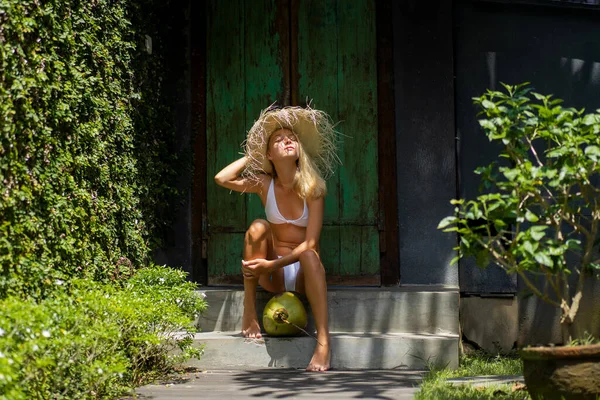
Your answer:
(214, 157), (265, 194)
(241, 258), (274, 278)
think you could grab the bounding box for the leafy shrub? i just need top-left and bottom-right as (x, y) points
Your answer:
(439, 83), (600, 342)
(0, 0), (179, 298)
(0, 265), (207, 399)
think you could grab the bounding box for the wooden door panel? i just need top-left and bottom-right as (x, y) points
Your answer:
(206, 0), (246, 282)
(337, 0), (379, 224)
(319, 225), (341, 275)
(298, 0), (379, 284)
(207, 0), (287, 283)
(206, 0), (246, 231)
(297, 0), (340, 224)
(206, 0), (379, 285)
(243, 0), (289, 227)
(207, 233), (245, 282)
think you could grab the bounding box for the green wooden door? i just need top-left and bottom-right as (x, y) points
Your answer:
(206, 0), (379, 285)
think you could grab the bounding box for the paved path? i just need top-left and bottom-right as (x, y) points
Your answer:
(128, 369), (425, 400)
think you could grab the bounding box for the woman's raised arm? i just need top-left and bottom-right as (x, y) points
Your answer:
(214, 156), (265, 194)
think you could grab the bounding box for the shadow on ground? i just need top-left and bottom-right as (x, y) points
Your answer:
(126, 368), (425, 400)
(229, 369), (424, 399)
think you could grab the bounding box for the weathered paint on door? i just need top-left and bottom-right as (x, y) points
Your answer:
(206, 0), (379, 285)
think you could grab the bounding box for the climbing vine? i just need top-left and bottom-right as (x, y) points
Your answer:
(0, 0), (179, 298)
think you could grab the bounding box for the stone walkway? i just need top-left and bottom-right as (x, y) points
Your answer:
(127, 369), (426, 400)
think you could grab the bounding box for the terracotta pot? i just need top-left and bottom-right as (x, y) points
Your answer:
(520, 344), (600, 400)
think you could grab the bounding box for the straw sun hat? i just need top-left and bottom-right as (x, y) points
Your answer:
(242, 104), (340, 181)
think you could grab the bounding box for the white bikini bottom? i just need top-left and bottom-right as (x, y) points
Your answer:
(279, 256), (301, 292)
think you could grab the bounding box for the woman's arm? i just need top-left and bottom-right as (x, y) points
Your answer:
(241, 196), (324, 275)
(214, 156), (265, 194)
(273, 196), (324, 268)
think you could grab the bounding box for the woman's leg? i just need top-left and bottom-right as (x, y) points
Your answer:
(295, 249), (330, 372)
(242, 219), (282, 338)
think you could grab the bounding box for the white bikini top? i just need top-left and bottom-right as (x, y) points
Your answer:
(265, 179), (309, 227)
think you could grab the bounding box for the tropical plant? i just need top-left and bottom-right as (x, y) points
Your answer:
(439, 83), (600, 343)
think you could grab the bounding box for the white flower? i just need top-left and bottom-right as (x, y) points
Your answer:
(32, 344), (39, 351)
(55, 279), (64, 286)
(0, 351), (4, 358)
(97, 368), (103, 374)
(159, 278), (165, 284)
(0, 328), (5, 337)
(42, 330), (50, 338)
(199, 292), (207, 299)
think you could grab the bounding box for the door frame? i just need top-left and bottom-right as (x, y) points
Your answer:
(190, 0), (399, 286)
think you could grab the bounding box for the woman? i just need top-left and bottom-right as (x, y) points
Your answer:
(214, 105), (339, 372)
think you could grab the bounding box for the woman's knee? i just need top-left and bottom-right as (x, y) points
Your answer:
(245, 219), (270, 241)
(299, 249), (322, 270)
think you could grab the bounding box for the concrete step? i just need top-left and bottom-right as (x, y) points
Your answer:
(197, 287), (459, 336)
(183, 331), (459, 370)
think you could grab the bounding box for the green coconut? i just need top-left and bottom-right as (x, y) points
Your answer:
(262, 292), (308, 336)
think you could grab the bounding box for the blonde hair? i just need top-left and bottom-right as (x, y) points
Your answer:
(243, 105), (340, 197)
(269, 135), (327, 199)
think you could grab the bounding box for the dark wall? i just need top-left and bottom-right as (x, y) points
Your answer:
(393, 1), (459, 286)
(455, 0), (600, 293)
(153, 0), (194, 277)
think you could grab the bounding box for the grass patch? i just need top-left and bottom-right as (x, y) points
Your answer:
(569, 331), (600, 346)
(415, 350), (530, 400)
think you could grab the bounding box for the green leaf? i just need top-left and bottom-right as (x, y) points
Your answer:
(584, 145), (600, 161)
(529, 226), (547, 241)
(479, 119), (495, 130)
(534, 252), (554, 267)
(437, 216), (458, 229)
(475, 249), (491, 268)
(546, 148), (565, 158)
(587, 263), (600, 272)
(582, 114), (598, 126)
(545, 169), (557, 179)
(481, 100), (496, 109)
(525, 209), (539, 222)
(460, 235), (471, 249)
(532, 92), (546, 101)
(522, 240), (535, 255)
(502, 168), (519, 181)
(565, 239), (582, 250)
(493, 219), (507, 229)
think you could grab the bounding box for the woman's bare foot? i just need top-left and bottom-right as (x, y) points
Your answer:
(241, 308), (262, 338)
(306, 341), (330, 372)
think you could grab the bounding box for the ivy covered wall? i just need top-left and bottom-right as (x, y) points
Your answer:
(0, 0), (182, 298)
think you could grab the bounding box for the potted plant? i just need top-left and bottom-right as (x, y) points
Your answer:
(439, 83), (600, 400)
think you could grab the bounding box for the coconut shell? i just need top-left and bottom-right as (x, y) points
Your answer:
(262, 292), (308, 336)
